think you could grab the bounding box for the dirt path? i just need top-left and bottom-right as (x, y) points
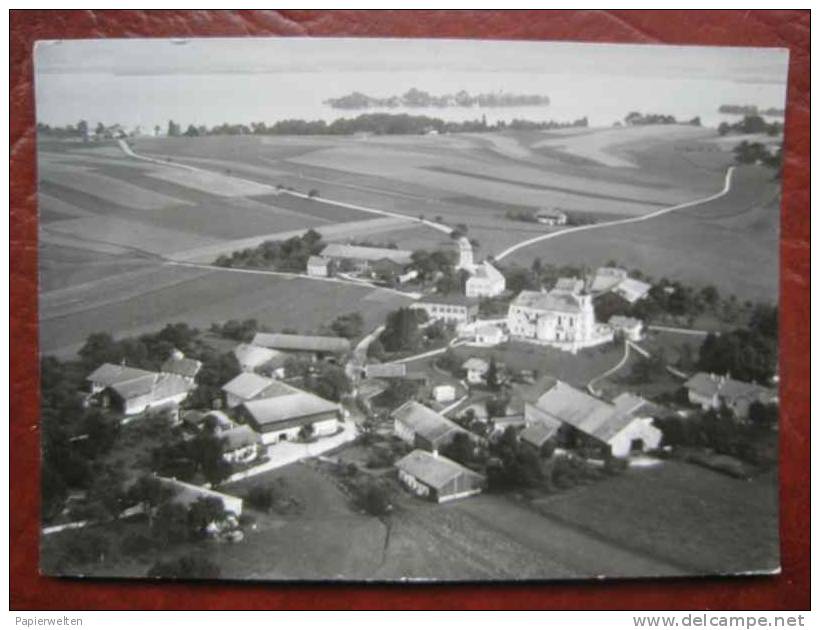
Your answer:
(493, 166), (735, 261)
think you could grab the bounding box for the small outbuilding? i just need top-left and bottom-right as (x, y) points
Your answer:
(395, 450), (485, 503)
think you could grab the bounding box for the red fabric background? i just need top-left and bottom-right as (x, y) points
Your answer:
(10, 10), (810, 610)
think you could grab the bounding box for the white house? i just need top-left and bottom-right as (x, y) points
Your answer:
(161, 349), (202, 384)
(609, 315), (644, 341)
(465, 261), (506, 298)
(433, 384), (457, 403)
(589, 267), (651, 304)
(462, 357), (490, 385)
(306, 255), (331, 277)
(233, 343), (287, 377)
(684, 372), (778, 419)
(220, 425), (262, 464)
(524, 381), (662, 458)
(536, 209), (568, 226)
(410, 294), (479, 325)
(474, 323), (505, 346)
(507, 285), (612, 352)
(86, 363), (195, 416)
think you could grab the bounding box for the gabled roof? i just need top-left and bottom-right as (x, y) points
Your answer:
(221, 425), (260, 451)
(511, 290), (585, 314)
(468, 261), (505, 283)
(240, 390), (339, 428)
(684, 372), (776, 405)
(609, 315), (643, 329)
(395, 450), (484, 490)
(392, 401), (463, 445)
(252, 333), (351, 354)
(87, 363), (155, 387)
(321, 243), (412, 265)
(589, 267), (629, 293)
(462, 357), (490, 372)
(520, 422), (559, 448)
(107, 371), (193, 402)
(221, 372), (292, 401)
(161, 356), (202, 379)
(233, 343), (285, 370)
(415, 293), (480, 308)
(613, 277), (652, 304)
(307, 255), (329, 267)
(554, 277), (585, 294)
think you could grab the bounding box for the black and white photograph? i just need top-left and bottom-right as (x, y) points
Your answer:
(35, 36), (787, 582)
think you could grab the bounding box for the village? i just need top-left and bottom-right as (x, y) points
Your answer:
(40, 209), (780, 578)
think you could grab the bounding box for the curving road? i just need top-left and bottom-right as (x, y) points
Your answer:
(493, 166), (736, 262)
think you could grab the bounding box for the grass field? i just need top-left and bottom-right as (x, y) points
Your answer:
(39, 265), (412, 358)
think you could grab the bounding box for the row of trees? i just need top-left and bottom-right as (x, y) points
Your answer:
(324, 88), (552, 110)
(214, 229), (324, 272)
(718, 114), (783, 137)
(624, 112), (701, 126)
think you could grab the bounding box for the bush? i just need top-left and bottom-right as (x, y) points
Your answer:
(246, 484), (275, 513)
(120, 532), (157, 557)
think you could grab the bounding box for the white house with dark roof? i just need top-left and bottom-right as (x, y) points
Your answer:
(236, 382), (341, 445)
(320, 243), (412, 272)
(524, 380), (662, 458)
(507, 285), (612, 352)
(395, 449), (485, 503)
(219, 425), (261, 464)
(684, 372), (778, 419)
(465, 261), (506, 298)
(410, 294), (479, 325)
(609, 315), (644, 341)
(86, 363), (195, 416)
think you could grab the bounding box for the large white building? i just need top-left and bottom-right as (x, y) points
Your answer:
(465, 261), (506, 298)
(507, 281), (612, 352)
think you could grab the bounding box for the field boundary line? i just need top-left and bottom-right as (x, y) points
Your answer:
(494, 166), (735, 262)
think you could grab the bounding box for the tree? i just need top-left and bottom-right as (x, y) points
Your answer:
(183, 124), (199, 137)
(441, 432), (476, 468)
(192, 432), (232, 486)
(484, 396), (509, 419)
(748, 401), (779, 429)
(147, 554), (221, 579)
(304, 363), (351, 402)
(329, 312), (364, 339)
(246, 484), (276, 513)
(486, 356), (500, 391)
(187, 496), (228, 538)
(128, 475), (174, 526)
(152, 502), (190, 548)
(167, 119), (181, 137)
(379, 308), (422, 352)
(77, 120), (89, 140)
(356, 482), (392, 516)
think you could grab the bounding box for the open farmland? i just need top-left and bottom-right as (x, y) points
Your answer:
(501, 165), (780, 302)
(39, 264), (413, 358)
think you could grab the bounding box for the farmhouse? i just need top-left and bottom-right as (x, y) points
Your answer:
(220, 425), (261, 464)
(410, 294), (479, 325)
(465, 261), (506, 298)
(684, 372), (778, 419)
(536, 208), (567, 226)
(236, 382), (341, 445)
(86, 363), (195, 416)
(474, 323), (505, 346)
(320, 243), (412, 272)
(251, 332), (351, 358)
(525, 381), (662, 458)
(462, 357), (490, 385)
(161, 349), (202, 383)
(589, 267), (651, 303)
(433, 384), (457, 403)
(156, 475), (243, 517)
(507, 285), (612, 352)
(233, 343), (288, 377)
(392, 400), (464, 452)
(395, 450), (485, 503)
(609, 315), (644, 341)
(306, 255), (331, 277)
(221, 372), (292, 409)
